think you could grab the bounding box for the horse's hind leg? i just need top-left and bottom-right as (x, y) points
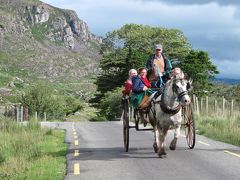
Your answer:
(170, 124), (181, 150)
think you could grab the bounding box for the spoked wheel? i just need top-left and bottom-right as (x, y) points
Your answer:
(122, 99), (129, 152)
(182, 103), (196, 149)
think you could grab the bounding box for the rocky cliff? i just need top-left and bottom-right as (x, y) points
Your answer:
(0, 0), (102, 83)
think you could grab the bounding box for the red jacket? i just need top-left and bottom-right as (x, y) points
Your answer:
(141, 77), (151, 88)
(122, 79), (132, 96)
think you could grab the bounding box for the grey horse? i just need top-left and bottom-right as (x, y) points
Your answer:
(148, 69), (191, 158)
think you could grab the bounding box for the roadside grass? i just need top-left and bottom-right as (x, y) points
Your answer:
(0, 117), (67, 180)
(196, 115), (240, 146)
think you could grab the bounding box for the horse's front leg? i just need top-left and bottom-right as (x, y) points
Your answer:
(170, 124), (181, 150)
(157, 126), (168, 158)
(153, 127), (158, 153)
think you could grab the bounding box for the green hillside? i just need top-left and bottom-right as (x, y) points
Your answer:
(0, 0), (101, 105)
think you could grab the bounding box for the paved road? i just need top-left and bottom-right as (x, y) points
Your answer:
(41, 121), (240, 180)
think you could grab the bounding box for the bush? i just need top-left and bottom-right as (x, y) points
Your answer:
(98, 87), (122, 120)
(64, 96), (83, 116)
(20, 83), (83, 120)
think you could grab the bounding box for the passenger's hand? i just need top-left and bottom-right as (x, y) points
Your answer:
(143, 86), (148, 91)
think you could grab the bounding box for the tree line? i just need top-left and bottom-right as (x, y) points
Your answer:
(91, 24), (218, 120)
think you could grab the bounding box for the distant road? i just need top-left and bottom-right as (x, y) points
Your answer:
(41, 121), (240, 180)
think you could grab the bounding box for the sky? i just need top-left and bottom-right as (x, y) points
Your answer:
(41, 0), (240, 79)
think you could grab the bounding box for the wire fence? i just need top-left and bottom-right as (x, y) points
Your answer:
(191, 95), (239, 118)
(3, 104), (66, 122)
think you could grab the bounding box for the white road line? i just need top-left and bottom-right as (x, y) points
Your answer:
(197, 141), (210, 146)
(74, 150), (80, 157)
(224, 150), (240, 158)
(75, 140), (79, 146)
(74, 163), (80, 175)
(73, 132), (77, 135)
(74, 135), (78, 139)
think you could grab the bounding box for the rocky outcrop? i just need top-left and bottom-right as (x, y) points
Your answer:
(25, 4), (50, 24)
(23, 3), (102, 49)
(63, 26), (74, 49)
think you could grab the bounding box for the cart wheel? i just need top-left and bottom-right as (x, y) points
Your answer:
(123, 99), (129, 152)
(183, 103), (195, 149)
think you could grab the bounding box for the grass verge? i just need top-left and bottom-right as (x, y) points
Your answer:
(196, 115), (240, 146)
(0, 117), (67, 180)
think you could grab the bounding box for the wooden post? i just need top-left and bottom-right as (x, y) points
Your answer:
(230, 99), (234, 118)
(196, 96), (199, 115)
(20, 106), (23, 122)
(222, 96), (225, 116)
(193, 94), (196, 112)
(214, 99), (218, 115)
(16, 106), (19, 122)
(200, 97), (203, 115)
(44, 112), (47, 121)
(24, 106), (29, 121)
(206, 96), (208, 116)
(35, 111), (38, 121)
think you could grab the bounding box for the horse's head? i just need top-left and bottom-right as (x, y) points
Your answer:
(171, 70), (191, 106)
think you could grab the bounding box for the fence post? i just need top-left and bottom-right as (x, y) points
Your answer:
(200, 97), (203, 115)
(16, 106), (19, 122)
(20, 106), (24, 122)
(222, 96), (225, 116)
(24, 106), (29, 121)
(44, 112), (47, 121)
(214, 99), (218, 116)
(206, 96), (208, 116)
(193, 94), (196, 112)
(230, 99), (234, 118)
(35, 111), (38, 121)
(196, 96), (199, 115)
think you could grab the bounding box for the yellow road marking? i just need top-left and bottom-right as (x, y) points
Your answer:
(74, 135), (78, 139)
(75, 140), (79, 146)
(74, 163), (80, 175)
(224, 150), (240, 158)
(198, 141), (210, 146)
(74, 150), (80, 156)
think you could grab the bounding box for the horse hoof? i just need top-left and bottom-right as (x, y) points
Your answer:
(158, 153), (167, 158)
(153, 143), (158, 153)
(169, 145), (176, 150)
(158, 149), (167, 157)
(170, 139), (177, 150)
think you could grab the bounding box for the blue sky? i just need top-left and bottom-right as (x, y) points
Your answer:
(42, 0), (240, 79)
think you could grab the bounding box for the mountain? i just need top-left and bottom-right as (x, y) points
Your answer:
(0, 0), (103, 100)
(214, 78), (240, 85)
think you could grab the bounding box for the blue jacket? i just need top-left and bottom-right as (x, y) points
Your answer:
(132, 76), (144, 93)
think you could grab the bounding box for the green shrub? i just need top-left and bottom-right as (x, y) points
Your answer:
(98, 87), (122, 120)
(20, 83), (84, 120)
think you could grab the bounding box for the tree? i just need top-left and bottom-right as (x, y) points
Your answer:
(179, 50), (219, 96)
(93, 24), (191, 104)
(98, 87), (123, 120)
(20, 83), (83, 119)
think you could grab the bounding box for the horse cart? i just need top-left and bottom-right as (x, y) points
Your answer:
(122, 93), (196, 152)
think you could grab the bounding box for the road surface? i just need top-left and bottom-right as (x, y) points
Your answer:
(41, 121), (240, 180)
